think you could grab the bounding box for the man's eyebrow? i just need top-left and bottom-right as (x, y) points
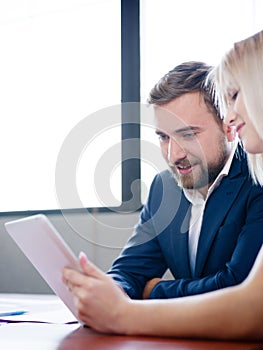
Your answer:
(173, 126), (202, 134)
(155, 130), (165, 135)
(155, 126), (202, 135)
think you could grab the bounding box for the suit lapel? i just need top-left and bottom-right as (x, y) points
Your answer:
(169, 195), (192, 277)
(195, 154), (247, 276)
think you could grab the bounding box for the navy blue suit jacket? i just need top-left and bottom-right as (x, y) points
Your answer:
(108, 149), (263, 299)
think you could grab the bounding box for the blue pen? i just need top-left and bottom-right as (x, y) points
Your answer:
(0, 310), (27, 317)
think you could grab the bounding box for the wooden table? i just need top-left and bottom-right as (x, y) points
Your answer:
(0, 294), (262, 349)
(0, 322), (263, 350)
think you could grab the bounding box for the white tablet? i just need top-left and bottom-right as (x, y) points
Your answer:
(4, 214), (79, 320)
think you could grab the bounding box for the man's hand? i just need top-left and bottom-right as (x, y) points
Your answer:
(143, 278), (162, 299)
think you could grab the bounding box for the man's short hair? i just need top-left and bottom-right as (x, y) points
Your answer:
(148, 61), (222, 122)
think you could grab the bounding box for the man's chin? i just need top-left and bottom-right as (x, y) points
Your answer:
(170, 171), (207, 190)
(171, 171), (193, 189)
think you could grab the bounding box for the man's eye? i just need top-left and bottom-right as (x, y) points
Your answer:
(158, 134), (169, 142)
(182, 132), (196, 139)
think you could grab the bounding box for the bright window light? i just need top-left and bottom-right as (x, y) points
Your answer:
(0, 0), (121, 211)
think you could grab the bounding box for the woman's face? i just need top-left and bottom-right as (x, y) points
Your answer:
(224, 89), (263, 153)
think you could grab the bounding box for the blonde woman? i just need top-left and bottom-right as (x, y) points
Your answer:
(63, 30), (263, 340)
(216, 29), (263, 184)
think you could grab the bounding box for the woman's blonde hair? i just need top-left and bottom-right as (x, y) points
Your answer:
(215, 30), (263, 185)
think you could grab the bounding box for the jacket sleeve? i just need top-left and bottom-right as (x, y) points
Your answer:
(107, 192), (168, 299)
(107, 228), (168, 299)
(107, 171), (183, 299)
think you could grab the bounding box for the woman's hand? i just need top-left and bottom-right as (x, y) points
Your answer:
(62, 252), (131, 334)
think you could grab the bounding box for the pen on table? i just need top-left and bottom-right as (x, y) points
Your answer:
(0, 310), (28, 317)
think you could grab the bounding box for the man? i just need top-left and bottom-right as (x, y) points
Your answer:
(107, 61), (263, 299)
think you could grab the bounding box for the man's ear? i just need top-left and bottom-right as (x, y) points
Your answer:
(223, 123), (236, 142)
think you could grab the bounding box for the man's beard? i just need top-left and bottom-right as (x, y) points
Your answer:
(170, 141), (230, 190)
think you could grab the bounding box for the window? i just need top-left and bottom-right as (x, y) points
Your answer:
(0, 0), (121, 212)
(2, 0), (263, 213)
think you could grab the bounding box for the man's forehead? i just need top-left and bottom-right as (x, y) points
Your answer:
(153, 102), (217, 131)
(154, 107), (202, 130)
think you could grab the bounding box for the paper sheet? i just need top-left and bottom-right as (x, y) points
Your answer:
(0, 294), (78, 324)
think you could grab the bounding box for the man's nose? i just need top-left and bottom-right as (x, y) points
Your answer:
(168, 138), (186, 164)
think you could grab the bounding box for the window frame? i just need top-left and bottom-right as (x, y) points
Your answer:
(0, 0), (142, 217)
